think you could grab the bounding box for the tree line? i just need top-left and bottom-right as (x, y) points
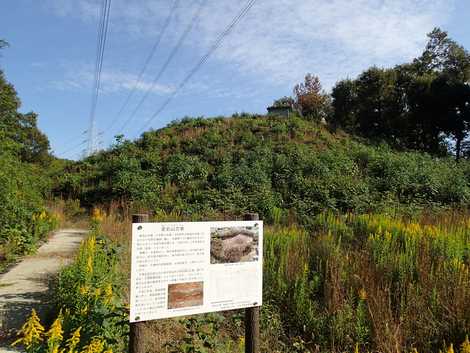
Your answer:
(282, 28), (470, 160)
(0, 40), (57, 265)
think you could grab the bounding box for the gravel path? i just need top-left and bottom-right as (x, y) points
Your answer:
(0, 229), (87, 350)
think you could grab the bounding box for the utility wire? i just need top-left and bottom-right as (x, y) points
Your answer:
(138, 0), (258, 133)
(105, 0), (180, 133)
(87, 0), (112, 156)
(57, 140), (87, 157)
(116, 0), (207, 135)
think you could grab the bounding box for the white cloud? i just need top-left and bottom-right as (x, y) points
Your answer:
(51, 66), (174, 94)
(46, 0), (454, 89)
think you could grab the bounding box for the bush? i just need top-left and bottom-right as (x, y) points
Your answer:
(0, 151), (56, 267)
(55, 116), (470, 221)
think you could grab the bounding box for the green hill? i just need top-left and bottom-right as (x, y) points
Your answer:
(55, 114), (470, 221)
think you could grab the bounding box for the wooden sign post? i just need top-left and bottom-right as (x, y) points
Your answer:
(243, 213), (260, 353)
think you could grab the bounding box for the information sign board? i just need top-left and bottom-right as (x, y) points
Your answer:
(130, 221), (263, 322)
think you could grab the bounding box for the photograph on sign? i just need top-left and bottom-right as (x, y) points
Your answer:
(130, 221), (262, 322)
(210, 225), (260, 263)
(168, 282), (204, 309)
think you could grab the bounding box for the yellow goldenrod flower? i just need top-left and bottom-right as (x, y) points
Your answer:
(91, 208), (104, 223)
(79, 286), (89, 296)
(46, 316), (64, 344)
(461, 336), (470, 353)
(86, 236), (96, 254)
(103, 284), (113, 305)
(354, 343), (359, 353)
(447, 343), (454, 353)
(86, 256), (93, 274)
(104, 284), (113, 297)
(94, 287), (102, 298)
(66, 327), (81, 353)
(80, 338), (104, 353)
(238, 336), (245, 351)
(11, 309), (45, 348)
(358, 288), (367, 301)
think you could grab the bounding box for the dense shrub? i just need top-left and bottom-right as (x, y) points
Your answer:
(55, 116), (470, 219)
(0, 149), (56, 266)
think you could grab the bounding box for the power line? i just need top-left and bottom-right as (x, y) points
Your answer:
(138, 0), (258, 133)
(115, 0), (207, 136)
(87, 0), (112, 156)
(57, 140), (87, 157)
(105, 0), (180, 133)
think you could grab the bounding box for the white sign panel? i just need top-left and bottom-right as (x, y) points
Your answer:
(130, 221), (263, 322)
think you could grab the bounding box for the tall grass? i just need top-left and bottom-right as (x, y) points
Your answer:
(264, 213), (470, 352)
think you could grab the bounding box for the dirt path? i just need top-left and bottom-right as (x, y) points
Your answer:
(0, 229), (87, 350)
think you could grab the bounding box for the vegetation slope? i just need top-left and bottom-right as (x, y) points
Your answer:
(56, 114), (470, 222)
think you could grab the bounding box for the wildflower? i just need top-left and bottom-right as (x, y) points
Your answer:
(354, 343), (359, 353)
(461, 336), (470, 353)
(91, 208), (104, 223)
(80, 338), (104, 353)
(86, 236), (96, 254)
(66, 327), (81, 353)
(358, 288), (367, 301)
(12, 309), (45, 348)
(94, 287), (102, 298)
(46, 316), (64, 344)
(86, 256), (93, 274)
(103, 284), (113, 305)
(79, 286), (89, 296)
(447, 343), (454, 353)
(238, 336), (245, 351)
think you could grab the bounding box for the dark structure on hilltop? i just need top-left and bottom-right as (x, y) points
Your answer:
(267, 97), (294, 117)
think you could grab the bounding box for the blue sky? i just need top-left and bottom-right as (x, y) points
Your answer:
(1, 0), (469, 160)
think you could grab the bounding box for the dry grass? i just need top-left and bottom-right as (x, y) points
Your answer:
(47, 199), (89, 229)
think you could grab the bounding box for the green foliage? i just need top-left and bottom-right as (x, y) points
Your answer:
(330, 28), (470, 160)
(0, 149), (56, 266)
(165, 314), (227, 353)
(0, 57), (55, 266)
(55, 222), (128, 352)
(55, 115), (470, 221)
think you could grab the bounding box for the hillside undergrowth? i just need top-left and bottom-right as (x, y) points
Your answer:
(55, 115), (470, 222)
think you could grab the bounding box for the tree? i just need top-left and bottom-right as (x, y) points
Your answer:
(415, 28), (470, 81)
(431, 75), (470, 160)
(330, 28), (470, 159)
(331, 79), (357, 131)
(0, 39), (8, 54)
(0, 69), (51, 165)
(293, 74), (331, 120)
(414, 28), (470, 160)
(272, 96), (294, 108)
